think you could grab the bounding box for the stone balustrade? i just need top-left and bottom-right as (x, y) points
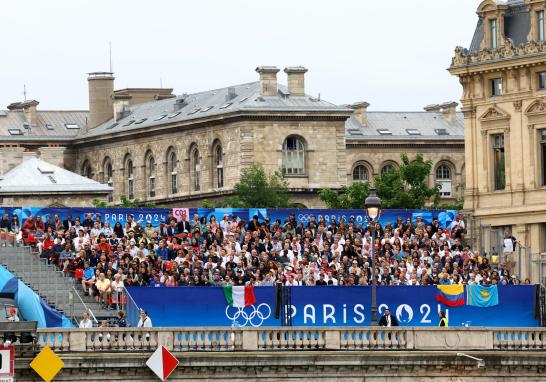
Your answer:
(33, 327), (546, 353)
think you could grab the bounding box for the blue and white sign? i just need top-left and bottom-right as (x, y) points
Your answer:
(127, 286), (538, 328)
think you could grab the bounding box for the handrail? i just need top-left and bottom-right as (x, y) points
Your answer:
(33, 326), (546, 353)
(71, 286), (98, 325)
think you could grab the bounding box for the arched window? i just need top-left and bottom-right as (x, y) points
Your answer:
(126, 159), (134, 200)
(282, 136), (305, 175)
(215, 144), (224, 188)
(148, 156), (156, 197)
(436, 164), (452, 197)
(81, 161), (92, 179)
(192, 148), (200, 191)
(352, 165), (369, 181)
(381, 163), (395, 175)
(168, 151), (177, 195)
(104, 159), (113, 203)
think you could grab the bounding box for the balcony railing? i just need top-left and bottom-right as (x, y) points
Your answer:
(31, 327), (546, 353)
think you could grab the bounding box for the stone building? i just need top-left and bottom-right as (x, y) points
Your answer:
(0, 67), (464, 208)
(449, 0), (546, 279)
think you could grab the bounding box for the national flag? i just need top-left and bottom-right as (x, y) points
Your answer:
(223, 285), (256, 308)
(466, 284), (499, 307)
(435, 284), (465, 307)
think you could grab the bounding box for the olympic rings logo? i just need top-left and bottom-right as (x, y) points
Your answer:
(298, 214), (312, 222)
(225, 303), (271, 327)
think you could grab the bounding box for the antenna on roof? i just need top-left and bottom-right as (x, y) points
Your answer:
(109, 41), (113, 72)
(23, 84), (27, 101)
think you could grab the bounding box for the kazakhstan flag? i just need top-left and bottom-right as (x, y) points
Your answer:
(466, 285), (499, 307)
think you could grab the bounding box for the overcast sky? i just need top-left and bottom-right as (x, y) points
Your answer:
(0, 0), (479, 112)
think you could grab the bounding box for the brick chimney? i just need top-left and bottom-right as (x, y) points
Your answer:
(88, 72), (115, 128)
(284, 66), (308, 96)
(349, 101), (370, 126)
(255, 66), (280, 97)
(7, 100), (39, 126)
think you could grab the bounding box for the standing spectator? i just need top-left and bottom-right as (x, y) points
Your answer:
(79, 312), (93, 328)
(117, 311), (127, 327)
(379, 307), (399, 327)
(137, 310), (152, 328)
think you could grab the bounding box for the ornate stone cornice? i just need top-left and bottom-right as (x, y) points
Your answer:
(451, 40), (546, 69)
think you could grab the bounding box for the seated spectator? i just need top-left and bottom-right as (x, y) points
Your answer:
(81, 262), (96, 296)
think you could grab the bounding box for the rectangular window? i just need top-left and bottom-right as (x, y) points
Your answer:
(540, 129), (546, 186)
(491, 78), (502, 96)
(493, 133), (506, 190)
(490, 19), (498, 49)
(539, 11), (545, 41)
(217, 167), (224, 188)
(539, 72), (546, 90)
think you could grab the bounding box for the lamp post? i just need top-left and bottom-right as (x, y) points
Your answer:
(365, 187), (382, 326)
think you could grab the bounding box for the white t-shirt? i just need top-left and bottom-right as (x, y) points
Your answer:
(504, 238), (514, 253)
(137, 316), (152, 328)
(79, 319), (93, 328)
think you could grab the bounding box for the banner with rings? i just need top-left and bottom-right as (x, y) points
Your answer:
(126, 285), (538, 328)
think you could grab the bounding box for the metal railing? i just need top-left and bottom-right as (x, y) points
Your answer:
(120, 286), (141, 327)
(70, 286), (98, 326)
(31, 327), (546, 353)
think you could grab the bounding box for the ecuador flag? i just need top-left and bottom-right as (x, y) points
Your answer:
(435, 285), (465, 307)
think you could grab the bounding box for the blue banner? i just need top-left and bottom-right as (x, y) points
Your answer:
(191, 208), (458, 228)
(0, 207), (458, 229)
(127, 286), (538, 328)
(0, 207), (171, 228)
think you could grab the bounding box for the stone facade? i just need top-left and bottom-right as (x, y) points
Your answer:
(450, 0), (546, 280)
(1, 66), (465, 209)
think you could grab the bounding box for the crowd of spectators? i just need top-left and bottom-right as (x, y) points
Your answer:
(0, 209), (529, 309)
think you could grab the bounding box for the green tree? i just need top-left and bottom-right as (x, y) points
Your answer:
(374, 153), (439, 209)
(223, 163), (292, 208)
(319, 181), (370, 209)
(318, 154), (440, 210)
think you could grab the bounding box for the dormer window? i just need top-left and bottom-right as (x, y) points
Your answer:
(539, 11), (545, 42)
(490, 19), (498, 49)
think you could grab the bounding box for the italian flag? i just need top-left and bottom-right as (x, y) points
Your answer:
(223, 285), (256, 307)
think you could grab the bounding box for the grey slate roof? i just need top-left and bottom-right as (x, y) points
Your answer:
(0, 109), (88, 140)
(345, 111), (464, 141)
(469, 1), (530, 54)
(0, 157), (112, 194)
(84, 81), (350, 138)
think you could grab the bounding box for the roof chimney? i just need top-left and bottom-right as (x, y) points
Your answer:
(7, 100), (39, 126)
(255, 66), (280, 97)
(349, 101), (370, 126)
(284, 66), (308, 96)
(423, 104), (442, 112)
(88, 72), (114, 128)
(440, 101), (458, 123)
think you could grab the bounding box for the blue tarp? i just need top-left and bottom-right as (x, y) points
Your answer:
(0, 266), (72, 328)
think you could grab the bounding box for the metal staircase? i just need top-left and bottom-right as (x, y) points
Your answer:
(0, 245), (118, 325)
